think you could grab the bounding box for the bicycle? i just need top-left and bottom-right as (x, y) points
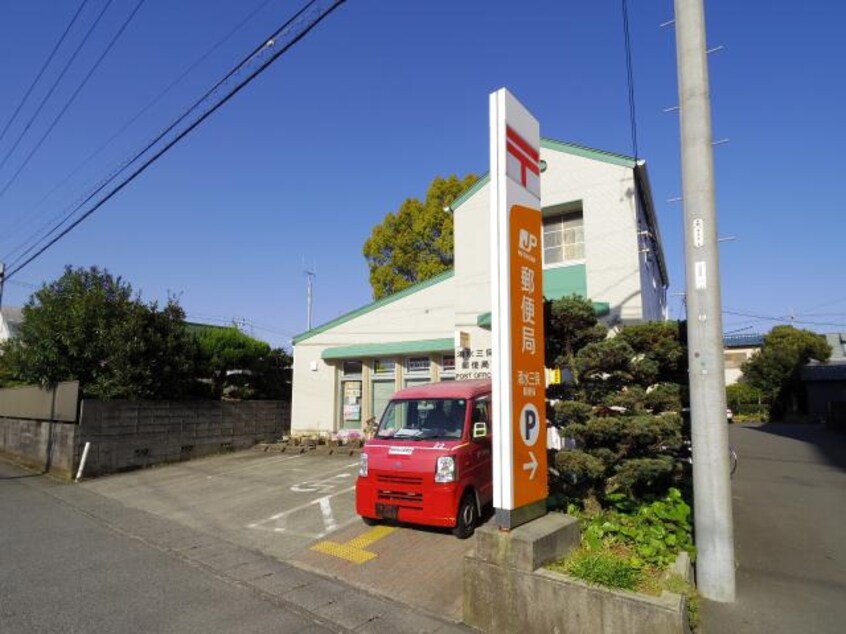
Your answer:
(670, 439), (738, 478)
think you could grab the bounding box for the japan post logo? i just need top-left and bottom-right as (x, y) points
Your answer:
(518, 229), (537, 254)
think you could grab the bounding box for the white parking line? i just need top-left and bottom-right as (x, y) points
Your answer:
(319, 496), (338, 532)
(247, 485), (356, 538)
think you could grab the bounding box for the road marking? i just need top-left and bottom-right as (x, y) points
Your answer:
(318, 496), (338, 532)
(247, 485), (355, 538)
(310, 526), (397, 564)
(290, 471), (354, 493)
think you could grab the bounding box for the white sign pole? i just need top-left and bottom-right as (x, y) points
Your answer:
(490, 88), (546, 530)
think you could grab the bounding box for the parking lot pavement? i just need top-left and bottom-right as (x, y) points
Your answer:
(84, 450), (363, 561)
(81, 449), (474, 623)
(296, 518), (476, 621)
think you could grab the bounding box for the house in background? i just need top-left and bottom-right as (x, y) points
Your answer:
(0, 307), (23, 344)
(723, 333), (764, 385)
(290, 139), (669, 436)
(802, 333), (846, 428)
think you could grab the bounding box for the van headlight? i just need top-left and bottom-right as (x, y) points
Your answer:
(435, 456), (456, 483)
(359, 452), (368, 477)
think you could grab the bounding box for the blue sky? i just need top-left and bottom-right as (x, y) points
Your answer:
(1, 0), (844, 348)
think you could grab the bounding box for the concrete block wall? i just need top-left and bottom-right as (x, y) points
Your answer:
(0, 417), (77, 478)
(77, 400), (290, 477)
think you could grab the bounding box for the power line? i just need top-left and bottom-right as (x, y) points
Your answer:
(723, 309), (846, 329)
(0, 0), (281, 255)
(4, 0), (327, 270)
(621, 0), (638, 159)
(0, 0), (91, 146)
(0, 0), (147, 200)
(4, 0), (348, 281)
(0, 0), (116, 177)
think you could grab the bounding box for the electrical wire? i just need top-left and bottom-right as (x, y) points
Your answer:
(0, 0), (281, 254)
(723, 309), (846, 329)
(621, 0), (638, 160)
(0, 0), (115, 176)
(0, 0), (147, 200)
(0, 0), (91, 146)
(3, 0), (324, 267)
(4, 0), (348, 281)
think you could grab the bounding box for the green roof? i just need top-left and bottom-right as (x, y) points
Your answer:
(322, 338), (453, 360)
(449, 138), (637, 212)
(293, 270), (455, 344)
(539, 138), (636, 168)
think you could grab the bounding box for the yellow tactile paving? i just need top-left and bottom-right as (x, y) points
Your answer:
(310, 526), (397, 564)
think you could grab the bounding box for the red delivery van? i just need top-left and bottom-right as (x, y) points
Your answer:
(355, 379), (492, 538)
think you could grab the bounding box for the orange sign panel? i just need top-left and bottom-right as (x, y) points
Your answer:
(508, 203), (547, 507)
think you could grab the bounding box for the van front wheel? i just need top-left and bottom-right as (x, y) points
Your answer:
(453, 492), (477, 539)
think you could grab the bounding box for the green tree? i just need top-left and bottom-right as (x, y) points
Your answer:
(741, 325), (830, 419)
(363, 173), (478, 299)
(616, 321), (686, 385)
(1, 266), (197, 399)
(194, 327), (290, 399)
(544, 294), (607, 383)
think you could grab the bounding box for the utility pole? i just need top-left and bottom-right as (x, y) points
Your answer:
(0, 263), (5, 310)
(304, 263), (315, 331)
(675, 0), (735, 601)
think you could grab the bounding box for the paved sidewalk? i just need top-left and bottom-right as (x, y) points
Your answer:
(4, 458), (473, 634)
(702, 424), (846, 633)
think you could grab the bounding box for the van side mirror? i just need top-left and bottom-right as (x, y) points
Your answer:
(472, 421), (488, 439)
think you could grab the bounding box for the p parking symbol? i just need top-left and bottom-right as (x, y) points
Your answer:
(519, 403), (540, 447)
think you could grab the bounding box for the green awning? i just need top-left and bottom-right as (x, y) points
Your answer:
(477, 301), (611, 330)
(322, 338), (454, 360)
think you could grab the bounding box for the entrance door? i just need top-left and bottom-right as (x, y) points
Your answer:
(371, 380), (395, 424)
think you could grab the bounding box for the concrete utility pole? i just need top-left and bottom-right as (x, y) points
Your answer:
(674, 0), (735, 601)
(304, 266), (315, 331)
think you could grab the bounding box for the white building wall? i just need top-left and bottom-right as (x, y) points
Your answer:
(635, 191), (667, 321)
(291, 142), (669, 435)
(539, 149), (645, 323)
(291, 276), (456, 434)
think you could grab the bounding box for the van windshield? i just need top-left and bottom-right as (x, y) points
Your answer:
(375, 398), (467, 440)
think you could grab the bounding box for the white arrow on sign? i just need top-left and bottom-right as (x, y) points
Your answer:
(523, 451), (538, 480)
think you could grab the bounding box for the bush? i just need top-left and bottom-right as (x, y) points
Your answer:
(552, 400), (593, 426)
(644, 383), (683, 414)
(570, 488), (694, 570)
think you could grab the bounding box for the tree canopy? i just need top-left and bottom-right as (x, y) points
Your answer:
(741, 325), (830, 419)
(0, 266), (196, 399)
(363, 173), (478, 299)
(194, 326), (291, 399)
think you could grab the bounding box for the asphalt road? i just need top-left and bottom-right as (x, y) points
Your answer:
(0, 453), (470, 634)
(703, 423), (846, 633)
(0, 459), (334, 634)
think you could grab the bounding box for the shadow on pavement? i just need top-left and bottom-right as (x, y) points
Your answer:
(748, 422), (846, 472)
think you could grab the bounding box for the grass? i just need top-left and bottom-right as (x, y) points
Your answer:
(548, 545), (643, 591)
(547, 547), (701, 631)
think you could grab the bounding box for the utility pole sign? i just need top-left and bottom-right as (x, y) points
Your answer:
(490, 88), (547, 530)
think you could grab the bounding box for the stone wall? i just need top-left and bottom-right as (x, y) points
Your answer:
(0, 418), (78, 478)
(0, 384), (290, 479)
(77, 400), (290, 477)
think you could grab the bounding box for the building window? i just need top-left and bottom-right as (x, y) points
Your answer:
(342, 360), (362, 377)
(405, 356), (431, 375)
(543, 212), (584, 265)
(441, 354), (455, 379)
(373, 358), (395, 375)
